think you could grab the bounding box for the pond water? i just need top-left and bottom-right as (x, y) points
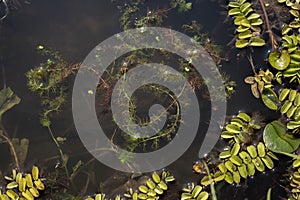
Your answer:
(0, 0), (291, 199)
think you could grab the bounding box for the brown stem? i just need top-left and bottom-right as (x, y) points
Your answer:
(248, 55), (257, 74)
(258, 0), (276, 50)
(0, 120), (20, 170)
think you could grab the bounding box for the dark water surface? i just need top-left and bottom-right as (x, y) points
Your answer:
(0, 0), (287, 199)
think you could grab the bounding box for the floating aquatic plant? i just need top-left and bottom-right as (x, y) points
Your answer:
(263, 120), (300, 154)
(181, 183), (209, 200)
(287, 159), (300, 200)
(124, 171), (175, 200)
(201, 112), (278, 186)
(0, 166), (45, 200)
(221, 112), (262, 144)
(279, 89), (300, 122)
(201, 142), (278, 186)
(267, 0), (300, 84)
(244, 69), (274, 99)
(85, 193), (121, 200)
(277, 0), (300, 34)
(227, 0), (266, 48)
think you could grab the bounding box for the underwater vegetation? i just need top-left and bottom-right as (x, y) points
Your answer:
(5, 0), (300, 199)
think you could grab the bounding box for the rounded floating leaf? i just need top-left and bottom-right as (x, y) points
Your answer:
(268, 50), (290, 70)
(263, 120), (300, 153)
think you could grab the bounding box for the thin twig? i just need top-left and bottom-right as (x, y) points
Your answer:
(247, 55), (257, 74)
(258, 0), (276, 50)
(0, 121), (20, 169)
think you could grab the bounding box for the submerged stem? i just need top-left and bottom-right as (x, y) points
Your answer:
(204, 162), (217, 200)
(276, 151), (300, 159)
(0, 120), (20, 170)
(46, 125), (70, 178)
(247, 55), (257, 74)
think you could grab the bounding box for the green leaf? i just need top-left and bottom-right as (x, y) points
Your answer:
(261, 88), (280, 110)
(240, 2), (251, 13)
(268, 50), (291, 70)
(228, 2), (240, 8)
(240, 19), (251, 27)
(235, 39), (249, 48)
(289, 21), (300, 28)
(247, 13), (261, 20)
(185, 2), (192, 10)
(0, 87), (21, 118)
(228, 8), (241, 15)
(263, 120), (300, 153)
(290, 9), (300, 18)
(290, 50), (300, 62)
(282, 24), (291, 35)
(249, 37), (265, 46)
(237, 25), (250, 32)
(234, 16), (246, 25)
(250, 18), (263, 26)
(238, 30), (252, 39)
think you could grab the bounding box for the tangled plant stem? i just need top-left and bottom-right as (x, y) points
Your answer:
(46, 125), (70, 179)
(0, 120), (20, 170)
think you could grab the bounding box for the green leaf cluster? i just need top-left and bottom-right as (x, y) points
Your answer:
(85, 193), (121, 200)
(278, 0), (300, 34)
(181, 183), (209, 200)
(221, 112), (262, 144)
(244, 69), (274, 99)
(228, 0), (265, 48)
(287, 159), (300, 200)
(1, 166), (45, 200)
(277, 89), (300, 133)
(201, 142), (278, 186)
(124, 171), (175, 200)
(171, 0), (192, 12)
(202, 112), (278, 186)
(268, 1), (300, 84)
